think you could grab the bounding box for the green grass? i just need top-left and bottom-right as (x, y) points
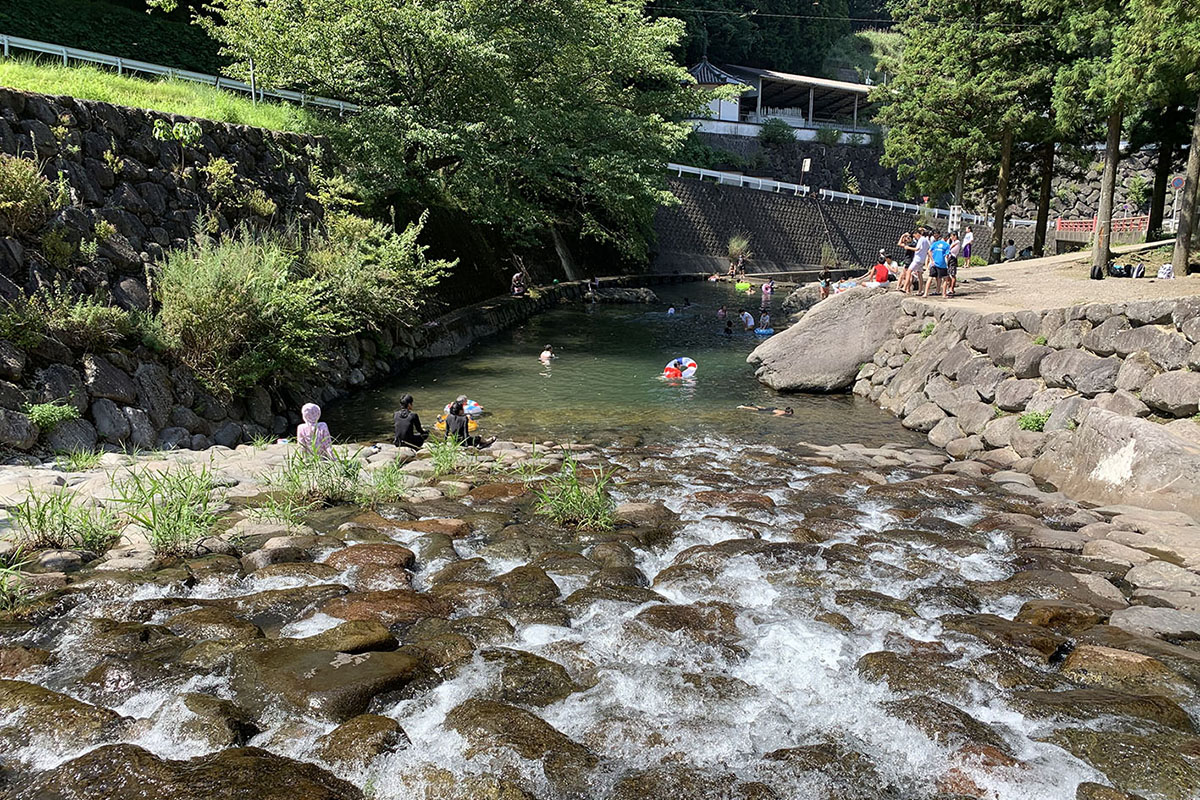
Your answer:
(0, 546), (32, 612)
(1018, 410), (1052, 432)
(920, 321), (936, 339)
(1033, 335), (1048, 346)
(535, 453), (616, 530)
(114, 464), (221, 556)
(55, 449), (102, 471)
(0, 60), (315, 133)
(247, 493), (314, 530)
(264, 447), (414, 508)
(12, 488), (122, 552)
(427, 436), (479, 478)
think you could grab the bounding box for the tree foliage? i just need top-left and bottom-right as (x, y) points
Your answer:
(198, 0), (710, 259)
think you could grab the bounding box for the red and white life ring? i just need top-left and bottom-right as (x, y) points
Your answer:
(663, 357), (698, 379)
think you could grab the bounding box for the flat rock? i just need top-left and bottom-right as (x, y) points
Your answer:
(1109, 606), (1200, 640)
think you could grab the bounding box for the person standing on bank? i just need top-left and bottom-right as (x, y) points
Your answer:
(393, 394), (428, 449)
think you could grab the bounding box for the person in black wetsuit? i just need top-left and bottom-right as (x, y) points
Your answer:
(393, 394), (428, 449)
(446, 401), (495, 448)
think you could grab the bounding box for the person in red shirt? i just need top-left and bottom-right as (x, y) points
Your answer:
(860, 250), (892, 285)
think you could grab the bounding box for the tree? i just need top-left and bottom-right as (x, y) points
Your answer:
(874, 0), (1048, 261)
(197, 0), (712, 261)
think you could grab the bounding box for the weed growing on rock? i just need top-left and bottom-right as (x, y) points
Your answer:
(1033, 335), (1048, 346)
(920, 321), (936, 338)
(24, 401), (80, 432)
(1018, 410), (1051, 432)
(535, 453), (615, 530)
(0, 153), (59, 236)
(41, 229), (75, 268)
(0, 547), (32, 612)
(244, 188), (277, 218)
(428, 436), (480, 478)
(115, 464), (221, 556)
(201, 157), (238, 201)
(247, 493), (314, 529)
(267, 447), (366, 507)
(365, 460), (411, 505)
(55, 449), (102, 471)
(12, 488), (121, 552)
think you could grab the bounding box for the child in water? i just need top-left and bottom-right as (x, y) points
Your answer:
(539, 344), (555, 362)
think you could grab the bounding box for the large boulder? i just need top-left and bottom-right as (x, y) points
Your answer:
(82, 355), (137, 404)
(0, 409), (38, 450)
(1032, 408), (1200, 518)
(1140, 371), (1200, 417)
(1040, 349), (1120, 396)
(0, 680), (128, 750)
(15, 743), (362, 800)
(1112, 325), (1192, 370)
(749, 288), (904, 392)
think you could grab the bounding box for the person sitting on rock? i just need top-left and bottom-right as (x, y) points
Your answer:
(393, 393), (428, 450)
(446, 401), (495, 448)
(297, 403), (333, 460)
(511, 271), (527, 296)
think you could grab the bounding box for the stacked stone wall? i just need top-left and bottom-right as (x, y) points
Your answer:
(853, 295), (1200, 516)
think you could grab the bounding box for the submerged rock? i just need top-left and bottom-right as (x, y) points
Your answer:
(482, 647), (581, 706)
(16, 743), (363, 799)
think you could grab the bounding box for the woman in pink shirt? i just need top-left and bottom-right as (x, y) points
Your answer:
(296, 402), (333, 459)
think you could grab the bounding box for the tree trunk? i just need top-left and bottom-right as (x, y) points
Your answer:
(1033, 138), (1055, 257)
(954, 164), (964, 213)
(1147, 135), (1173, 239)
(1172, 94), (1200, 275)
(550, 225), (580, 281)
(1092, 108), (1123, 274)
(989, 127), (1014, 264)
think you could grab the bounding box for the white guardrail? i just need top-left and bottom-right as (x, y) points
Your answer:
(669, 162), (1039, 227)
(0, 33), (359, 114)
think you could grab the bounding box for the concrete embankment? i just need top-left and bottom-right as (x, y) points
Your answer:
(750, 288), (1200, 518)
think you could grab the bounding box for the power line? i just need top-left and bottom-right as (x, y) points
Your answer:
(648, 5), (1061, 29)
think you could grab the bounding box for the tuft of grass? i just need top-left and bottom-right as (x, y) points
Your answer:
(12, 488), (122, 552)
(250, 433), (274, 450)
(0, 547), (32, 613)
(24, 401), (80, 432)
(1018, 410), (1052, 432)
(55, 449), (102, 472)
(114, 464), (221, 556)
(0, 60), (315, 133)
(1033, 335), (1048, 346)
(265, 447), (367, 507)
(0, 153), (61, 236)
(428, 436), (476, 478)
(364, 460), (412, 505)
(920, 320), (936, 339)
(247, 493), (314, 530)
(535, 453), (616, 530)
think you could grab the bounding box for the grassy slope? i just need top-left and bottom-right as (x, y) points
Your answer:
(0, 60), (315, 133)
(821, 30), (903, 84)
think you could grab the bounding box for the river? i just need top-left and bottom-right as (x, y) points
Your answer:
(3, 283), (1194, 800)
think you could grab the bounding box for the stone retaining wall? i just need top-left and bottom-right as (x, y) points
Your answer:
(853, 294), (1200, 516)
(0, 274), (701, 458)
(0, 88), (325, 310)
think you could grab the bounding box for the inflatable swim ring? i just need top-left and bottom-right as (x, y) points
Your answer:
(443, 400), (483, 417)
(734, 282), (751, 291)
(663, 357), (698, 379)
(435, 416), (479, 433)
(754, 328), (775, 336)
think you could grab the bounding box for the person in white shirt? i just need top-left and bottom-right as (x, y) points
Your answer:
(740, 309), (755, 329)
(1003, 239), (1016, 261)
(961, 227), (974, 264)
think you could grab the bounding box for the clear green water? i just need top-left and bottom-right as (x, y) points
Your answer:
(326, 282), (920, 448)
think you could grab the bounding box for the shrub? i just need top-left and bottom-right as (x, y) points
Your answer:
(103, 148), (124, 176)
(79, 239), (99, 262)
(0, 154), (57, 236)
(40, 229), (75, 268)
(304, 211), (452, 332)
(25, 401), (79, 432)
(727, 234), (753, 262)
(846, 133), (866, 146)
(535, 454), (615, 530)
(155, 229), (349, 396)
(819, 242), (840, 267)
(244, 188), (277, 218)
(758, 118), (796, 146)
(970, 255), (987, 267)
(114, 465), (221, 556)
(94, 220), (117, 242)
(815, 126), (843, 146)
(842, 164), (860, 194)
(202, 157), (238, 201)
(1018, 410), (1051, 432)
(23, 284), (142, 351)
(1126, 174), (1149, 210)
(12, 488), (121, 552)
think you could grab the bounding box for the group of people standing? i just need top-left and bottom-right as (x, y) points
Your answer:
(894, 225), (971, 298)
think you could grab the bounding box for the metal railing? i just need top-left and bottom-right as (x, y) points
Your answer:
(668, 163), (809, 195)
(0, 33), (359, 114)
(1056, 214), (1149, 233)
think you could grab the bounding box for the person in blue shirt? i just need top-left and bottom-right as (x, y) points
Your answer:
(924, 232), (952, 298)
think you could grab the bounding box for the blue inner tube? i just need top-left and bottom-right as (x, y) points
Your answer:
(754, 328), (774, 336)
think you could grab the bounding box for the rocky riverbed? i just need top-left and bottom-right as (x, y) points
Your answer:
(0, 435), (1197, 799)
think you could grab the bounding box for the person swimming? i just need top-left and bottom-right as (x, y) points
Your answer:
(539, 344), (555, 361)
(667, 306), (676, 316)
(737, 405), (794, 417)
(717, 305), (727, 321)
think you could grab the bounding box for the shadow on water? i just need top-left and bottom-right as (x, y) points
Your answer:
(326, 282), (922, 449)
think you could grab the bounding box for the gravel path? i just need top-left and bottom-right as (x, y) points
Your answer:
(913, 240), (1200, 313)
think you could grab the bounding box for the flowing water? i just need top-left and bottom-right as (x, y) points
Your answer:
(1, 284), (1186, 799)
